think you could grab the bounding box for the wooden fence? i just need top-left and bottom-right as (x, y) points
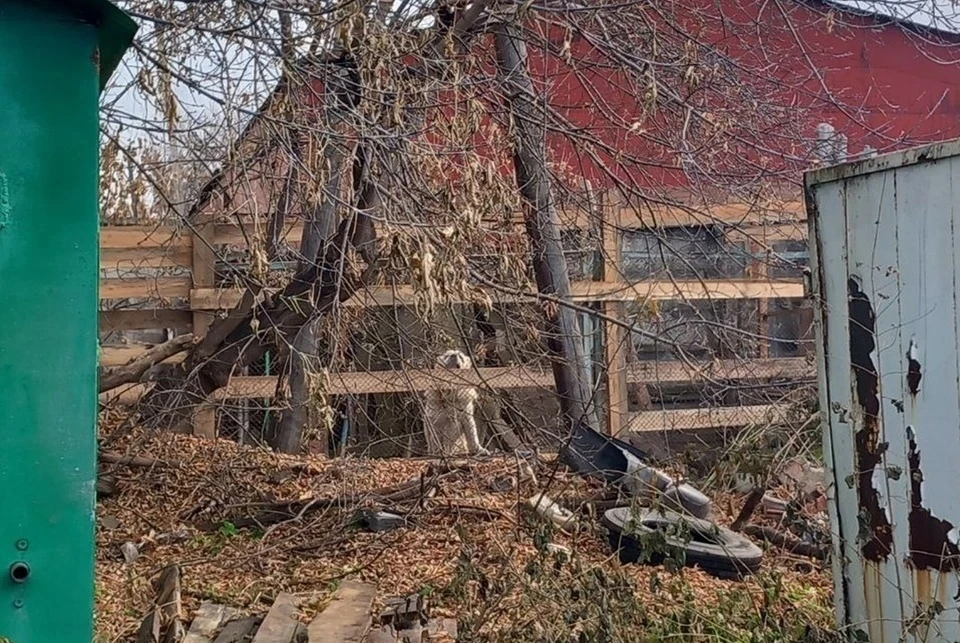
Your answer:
(99, 200), (814, 439)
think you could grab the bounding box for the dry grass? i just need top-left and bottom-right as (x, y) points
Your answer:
(95, 410), (836, 642)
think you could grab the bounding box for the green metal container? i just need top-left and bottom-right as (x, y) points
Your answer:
(0, 1), (135, 640)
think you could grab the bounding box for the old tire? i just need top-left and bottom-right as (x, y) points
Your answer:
(602, 507), (763, 579)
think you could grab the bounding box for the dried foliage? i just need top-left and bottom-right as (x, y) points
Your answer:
(96, 409), (835, 642)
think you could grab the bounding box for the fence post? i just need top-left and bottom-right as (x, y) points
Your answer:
(601, 193), (628, 435)
(191, 210), (217, 438)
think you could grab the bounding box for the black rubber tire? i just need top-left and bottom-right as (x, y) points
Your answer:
(602, 507), (763, 579)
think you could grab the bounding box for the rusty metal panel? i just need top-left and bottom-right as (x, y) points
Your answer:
(807, 139), (960, 643)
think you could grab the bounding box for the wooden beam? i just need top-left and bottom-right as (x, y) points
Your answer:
(601, 196), (628, 435)
(728, 223), (807, 243)
(101, 344), (187, 367)
(251, 592), (299, 643)
(101, 246), (192, 270)
(101, 277), (192, 300)
(189, 278), (804, 311)
(191, 213), (218, 439)
(100, 310), (192, 333)
(207, 357), (812, 399)
(625, 404), (790, 433)
(210, 202), (806, 246)
(306, 581), (376, 643)
(101, 226), (188, 249)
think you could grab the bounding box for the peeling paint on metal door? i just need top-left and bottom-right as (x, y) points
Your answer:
(807, 138), (960, 643)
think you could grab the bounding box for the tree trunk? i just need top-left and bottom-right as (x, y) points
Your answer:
(272, 122), (352, 453)
(494, 16), (598, 436)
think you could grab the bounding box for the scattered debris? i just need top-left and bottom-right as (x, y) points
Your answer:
(489, 474), (518, 492)
(353, 510), (406, 533)
(762, 493), (790, 517)
(546, 543), (571, 558)
(136, 564), (184, 643)
(525, 493), (579, 532)
(183, 603), (238, 643)
(743, 524), (827, 561)
(95, 422), (834, 641)
(603, 508), (764, 579)
(731, 486), (766, 532)
(101, 514), (121, 530)
(120, 541), (140, 565)
(780, 458), (825, 499)
(97, 475), (118, 499)
(212, 617), (262, 643)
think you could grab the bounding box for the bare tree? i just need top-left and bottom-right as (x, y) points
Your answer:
(101, 0), (960, 451)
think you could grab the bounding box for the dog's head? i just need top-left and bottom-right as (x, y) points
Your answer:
(437, 349), (472, 370)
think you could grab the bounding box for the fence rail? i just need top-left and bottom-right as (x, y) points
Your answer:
(98, 199), (812, 439)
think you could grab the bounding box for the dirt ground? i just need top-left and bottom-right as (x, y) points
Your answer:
(95, 410), (836, 642)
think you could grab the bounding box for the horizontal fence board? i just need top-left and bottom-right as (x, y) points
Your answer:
(204, 357), (812, 399)
(101, 246), (193, 270)
(190, 279), (805, 311)
(625, 404), (790, 432)
(101, 226), (190, 250)
(100, 310), (193, 333)
(212, 202), (806, 247)
(98, 357), (811, 398)
(100, 344), (187, 367)
(101, 277), (192, 300)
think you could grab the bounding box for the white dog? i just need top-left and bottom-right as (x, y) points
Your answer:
(423, 349), (489, 456)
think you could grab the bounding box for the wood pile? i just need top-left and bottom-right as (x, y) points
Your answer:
(140, 574), (455, 643)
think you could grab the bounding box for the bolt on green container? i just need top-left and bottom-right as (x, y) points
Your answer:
(0, 1), (135, 640)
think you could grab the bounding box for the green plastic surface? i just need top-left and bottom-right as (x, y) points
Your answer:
(0, 1), (134, 640)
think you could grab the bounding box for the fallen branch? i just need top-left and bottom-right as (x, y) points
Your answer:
(136, 564), (184, 643)
(731, 486), (766, 532)
(743, 524), (826, 560)
(207, 469), (455, 531)
(99, 334), (194, 393)
(100, 451), (175, 468)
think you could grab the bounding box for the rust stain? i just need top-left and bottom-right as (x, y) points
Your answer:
(847, 278), (893, 560)
(906, 426), (960, 571)
(863, 561), (885, 643)
(906, 337), (922, 396)
(915, 569), (932, 605)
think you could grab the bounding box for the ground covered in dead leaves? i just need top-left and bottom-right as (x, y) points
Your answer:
(96, 415), (837, 642)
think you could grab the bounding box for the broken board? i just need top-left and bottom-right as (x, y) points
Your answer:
(306, 581), (376, 642)
(251, 592), (299, 643)
(184, 603), (238, 642)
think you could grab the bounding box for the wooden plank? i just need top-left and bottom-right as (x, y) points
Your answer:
(191, 214), (218, 438)
(190, 278), (805, 311)
(101, 226), (189, 249)
(625, 403), (790, 433)
(728, 223), (807, 243)
(99, 383), (148, 405)
(105, 358), (812, 404)
(215, 222), (304, 247)
(101, 277), (192, 300)
(211, 357), (813, 400)
(601, 196), (628, 435)
(192, 219), (218, 338)
(101, 345), (186, 367)
(101, 246), (193, 269)
(251, 592), (299, 643)
(306, 580), (376, 643)
(184, 603), (238, 643)
(212, 202), (805, 247)
(100, 310), (193, 333)
(213, 617), (262, 643)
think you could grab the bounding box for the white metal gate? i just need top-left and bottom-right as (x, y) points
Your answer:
(807, 139), (960, 643)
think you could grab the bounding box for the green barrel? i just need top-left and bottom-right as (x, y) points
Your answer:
(0, 1), (135, 640)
